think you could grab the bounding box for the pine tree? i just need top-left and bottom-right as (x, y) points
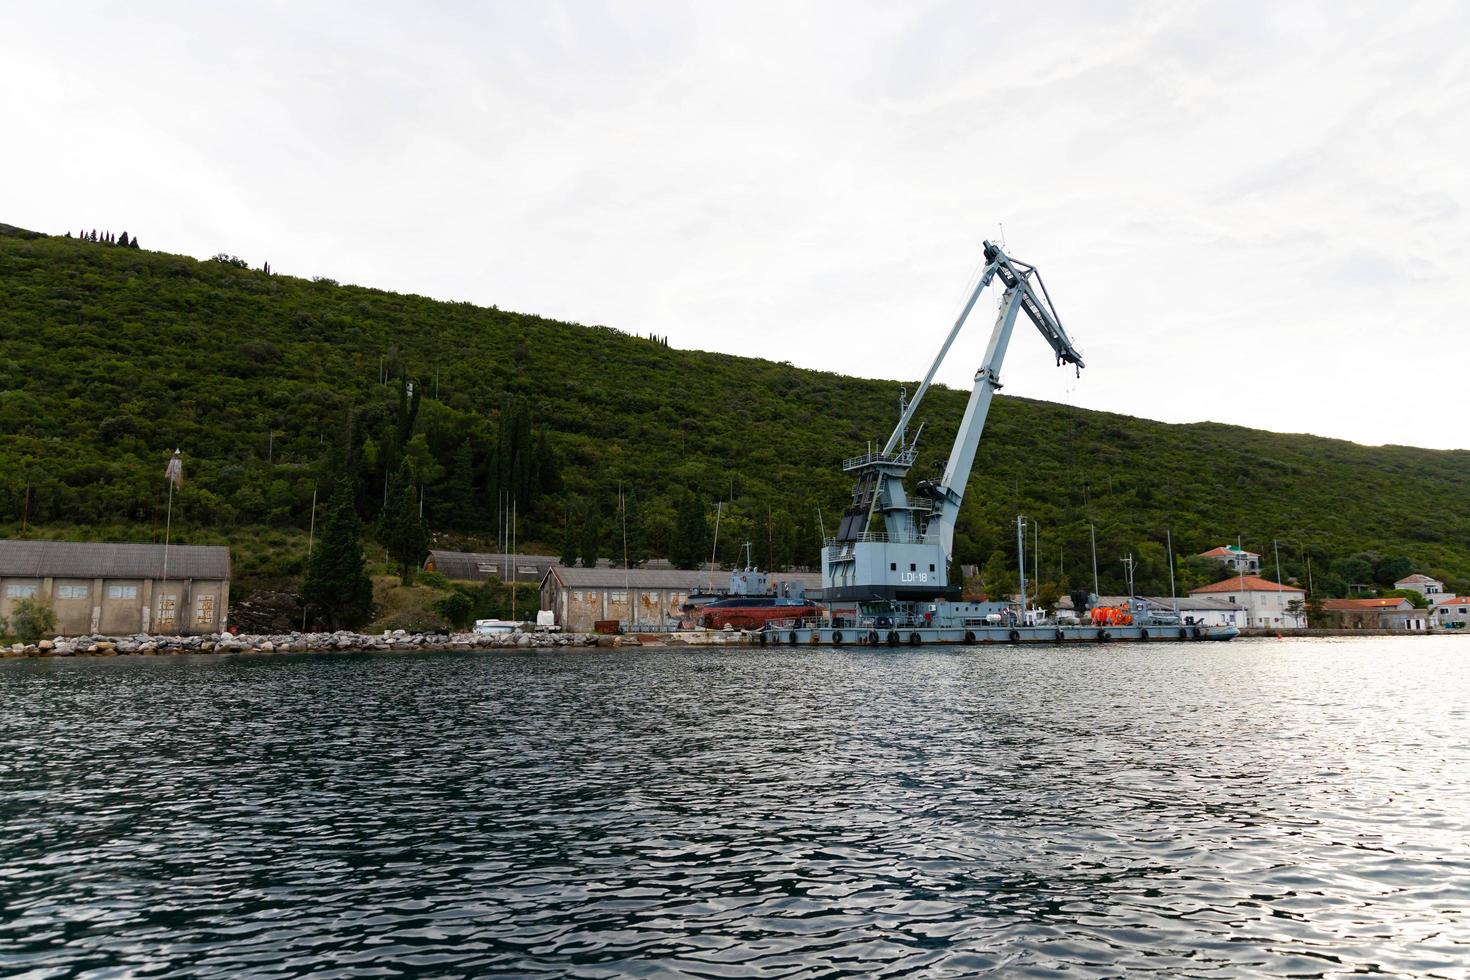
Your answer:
(671, 494), (710, 569)
(580, 513), (601, 569)
(118, 231), (130, 247)
(89, 229), (97, 242)
(560, 507), (578, 567)
(378, 462), (428, 586)
(129, 236), (140, 249)
(301, 480), (375, 629)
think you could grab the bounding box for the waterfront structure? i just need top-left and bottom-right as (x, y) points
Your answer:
(1394, 573), (1447, 602)
(540, 566), (822, 632)
(0, 540), (230, 636)
(1321, 597), (1428, 630)
(1197, 545), (1262, 575)
(1431, 597), (1470, 629)
(1187, 575), (1305, 629)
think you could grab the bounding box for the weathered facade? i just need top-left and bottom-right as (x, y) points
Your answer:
(540, 566), (823, 632)
(0, 540), (230, 636)
(1320, 597), (1427, 630)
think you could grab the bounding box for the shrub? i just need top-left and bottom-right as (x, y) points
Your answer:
(10, 597), (58, 645)
(433, 591), (474, 629)
(416, 570), (451, 591)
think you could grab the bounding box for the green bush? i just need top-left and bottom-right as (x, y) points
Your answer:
(10, 597), (58, 645)
(416, 570), (451, 591)
(433, 591), (474, 629)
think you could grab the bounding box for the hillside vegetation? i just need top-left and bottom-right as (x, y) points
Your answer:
(2, 224), (1468, 599)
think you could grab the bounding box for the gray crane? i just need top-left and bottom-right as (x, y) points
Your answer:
(822, 240), (1084, 602)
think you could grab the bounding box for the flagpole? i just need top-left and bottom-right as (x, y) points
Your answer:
(302, 484), (317, 633)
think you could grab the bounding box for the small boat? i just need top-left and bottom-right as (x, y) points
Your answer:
(472, 619), (520, 635)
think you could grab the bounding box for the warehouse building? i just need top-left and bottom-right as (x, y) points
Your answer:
(424, 549), (557, 584)
(540, 566), (823, 632)
(0, 540), (230, 636)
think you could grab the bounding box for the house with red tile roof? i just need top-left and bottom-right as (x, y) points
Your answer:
(1321, 596), (1427, 630)
(1197, 545), (1261, 575)
(1431, 597), (1470, 629)
(1188, 575), (1305, 628)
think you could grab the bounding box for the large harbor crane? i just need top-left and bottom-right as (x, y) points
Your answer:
(822, 240), (1084, 601)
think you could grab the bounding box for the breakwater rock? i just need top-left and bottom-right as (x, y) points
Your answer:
(3, 630), (599, 658)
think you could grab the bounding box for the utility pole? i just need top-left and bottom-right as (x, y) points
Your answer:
(1089, 523), (1100, 599)
(1167, 529), (1178, 617)
(1016, 515), (1027, 623)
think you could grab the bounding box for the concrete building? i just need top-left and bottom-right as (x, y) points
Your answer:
(1188, 575), (1306, 629)
(1198, 545), (1261, 575)
(1394, 574), (1446, 602)
(1431, 597), (1470, 629)
(0, 540), (230, 636)
(540, 566), (823, 632)
(1321, 597), (1428, 630)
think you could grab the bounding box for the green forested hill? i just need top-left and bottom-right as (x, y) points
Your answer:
(3, 225), (1468, 598)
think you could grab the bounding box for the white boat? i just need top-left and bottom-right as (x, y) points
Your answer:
(472, 619), (520, 635)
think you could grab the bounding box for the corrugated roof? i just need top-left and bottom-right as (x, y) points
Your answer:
(0, 540), (230, 579)
(1189, 575), (1304, 594)
(425, 550), (560, 581)
(544, 566), (823, 591)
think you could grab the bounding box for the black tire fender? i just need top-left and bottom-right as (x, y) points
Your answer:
(909, 631), (922, 646)
(964, 630), (976, 644)
(1008, 629), (1021, 644)
(1099, 630), (1111, 642)
(832, 630), (843, 645)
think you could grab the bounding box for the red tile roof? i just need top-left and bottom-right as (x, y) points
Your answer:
(1322, 597), (1411, 610)
(1190, 575), (1304, 594)
(1199, 546), (1260, 558)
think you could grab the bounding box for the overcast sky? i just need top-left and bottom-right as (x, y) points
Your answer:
(6, 1), (1468, 448)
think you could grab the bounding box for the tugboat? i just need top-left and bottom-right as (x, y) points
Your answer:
(767, 238), (1237, 646)
(692, 544), (825, 630)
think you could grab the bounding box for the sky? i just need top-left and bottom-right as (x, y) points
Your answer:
(5, 1), (1468, 448)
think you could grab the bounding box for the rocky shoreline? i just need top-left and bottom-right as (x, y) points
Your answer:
(4, 629), (600, 658)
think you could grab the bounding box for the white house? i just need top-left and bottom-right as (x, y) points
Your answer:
(1394, 574), (1447, 602)
(1198, 545), (1262, 575)
(1188, 575), (1306, 629)
(1432, 597), (1470, 629)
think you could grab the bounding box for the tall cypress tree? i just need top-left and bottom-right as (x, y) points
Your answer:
(580, 514), (601, 569)
(671, 494), (710, 570)
(379, 462), (428, 586)
(560, 506), (578, 567)
(302, 480), (374, 630)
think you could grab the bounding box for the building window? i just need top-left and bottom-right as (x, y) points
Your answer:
(108, 585), (138, 600)
(609, 592), (627, 603)
(1228, 596), (1236, 603)
(890, 563), (896, 571)
(57, 584), (89, 600)
(909, 563), (916, 572)
(929, 564), (935, 572)
(6, 584), (37, 599)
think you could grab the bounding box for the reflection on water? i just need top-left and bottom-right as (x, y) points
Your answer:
(2, 637), (1467, 977)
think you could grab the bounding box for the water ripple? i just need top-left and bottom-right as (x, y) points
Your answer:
(2, 637), (1468, 976)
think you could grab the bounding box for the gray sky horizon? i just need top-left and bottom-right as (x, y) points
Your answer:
(6, 1), (1467, 450)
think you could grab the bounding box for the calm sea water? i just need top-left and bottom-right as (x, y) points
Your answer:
(2, 638), (1467, 978)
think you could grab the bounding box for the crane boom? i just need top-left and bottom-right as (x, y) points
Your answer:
(820, 239), (1083, 602)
